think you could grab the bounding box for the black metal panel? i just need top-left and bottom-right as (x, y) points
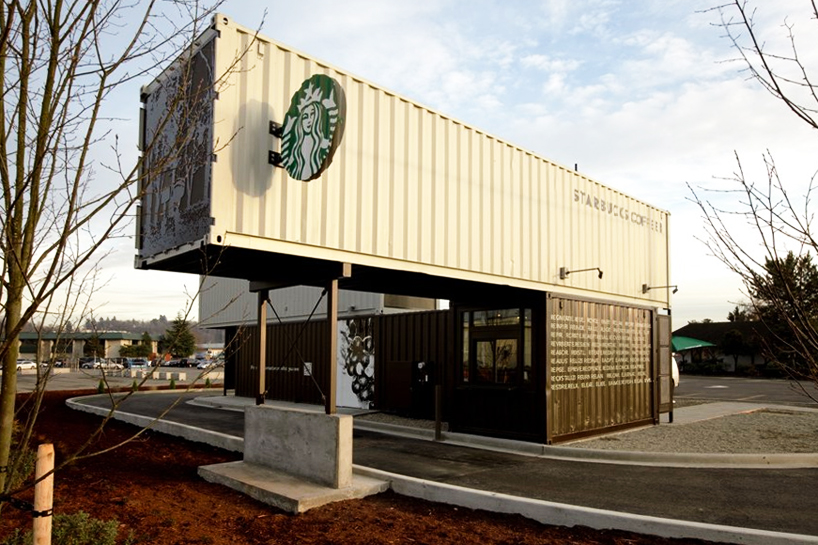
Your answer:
(373, 310), (454, 419)
(449, 297), (547, 443)
(232, 320), (327, 405)
(451, 386), (541, 441)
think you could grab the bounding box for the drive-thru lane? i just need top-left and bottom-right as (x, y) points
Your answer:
(72, 391), (818, 538)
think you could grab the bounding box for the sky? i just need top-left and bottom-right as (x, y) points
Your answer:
(89, 0), (818, 328)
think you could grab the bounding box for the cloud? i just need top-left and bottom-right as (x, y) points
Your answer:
(520, 54), (582, 73)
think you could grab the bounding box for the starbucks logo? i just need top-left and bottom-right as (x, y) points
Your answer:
(279, 74), (346, 181)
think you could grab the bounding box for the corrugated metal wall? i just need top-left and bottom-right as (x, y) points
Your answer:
(231, 320), (328, 404)
(547, 296), (654, 440)
(200, 15), (670, 308)
(231, 309), (453, 413)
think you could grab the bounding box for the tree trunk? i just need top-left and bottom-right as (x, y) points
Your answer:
(0, 276), (23, 495)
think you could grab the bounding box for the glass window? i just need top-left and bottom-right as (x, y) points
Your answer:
(462, 312), (470, 382)
(460, 307), (533, 386)
(524, 310), (532, 383)
(473, 308), (520, 327)
(475, 339), (518, 383)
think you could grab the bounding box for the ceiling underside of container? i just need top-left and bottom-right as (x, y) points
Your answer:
(137, 245), (539, 303)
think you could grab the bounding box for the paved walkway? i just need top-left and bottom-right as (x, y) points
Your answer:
(68, 391), (818, 544)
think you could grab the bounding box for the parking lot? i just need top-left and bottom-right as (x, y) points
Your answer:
(11, 366), (225, 394)
(676, 375), (818, 406)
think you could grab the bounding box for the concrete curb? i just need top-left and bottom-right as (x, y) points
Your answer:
(67, 394), (244, 453)
(353, 420), (818, 468)
(536, 444), (818, 468)
(187, 397), (246, 412)
(354, 466), (818, 545)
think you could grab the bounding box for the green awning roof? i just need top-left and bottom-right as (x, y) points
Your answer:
(672, 335), (716, 352)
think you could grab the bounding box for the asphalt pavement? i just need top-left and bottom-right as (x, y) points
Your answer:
(675, 375), (818, 406)
(67, 390), (818, 543)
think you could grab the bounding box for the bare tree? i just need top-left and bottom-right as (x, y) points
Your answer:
(691, 1), (818, 400)
(0, 0), (256, 506)
(712, 0), (818, 130)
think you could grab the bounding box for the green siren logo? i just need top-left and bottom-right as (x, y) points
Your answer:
(279, 74), (346, 181)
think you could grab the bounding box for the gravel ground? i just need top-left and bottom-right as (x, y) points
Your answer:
(357, 404), (818, 454)
(571, 408), (818, 453)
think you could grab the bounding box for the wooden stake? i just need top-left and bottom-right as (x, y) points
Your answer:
(33, 443), (54, 545)
(257, 289), (269, 405)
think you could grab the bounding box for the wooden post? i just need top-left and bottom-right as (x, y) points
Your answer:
(33, 443), (54, 545)
(326, 277), (338, 414)
(257, 289), (269, 405)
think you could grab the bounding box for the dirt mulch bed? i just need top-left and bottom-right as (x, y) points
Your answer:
(1, 390), (723, 545)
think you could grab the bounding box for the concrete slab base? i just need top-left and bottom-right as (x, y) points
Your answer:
(198, 461), (389, 514)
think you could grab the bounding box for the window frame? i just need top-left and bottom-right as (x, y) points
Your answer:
(460, 307), (532, 387)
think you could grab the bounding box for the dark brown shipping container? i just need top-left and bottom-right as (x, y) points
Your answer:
(230, 310), (453, 419)
(226, 298), (669, 444)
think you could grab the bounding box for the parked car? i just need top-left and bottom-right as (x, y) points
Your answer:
(16, 359), (37, 371)
(124, 358), (149, 369)
(672, 358), (680, 388)
(196, 359), (221, 369)
(80, 357), (107, 369)
(671, 353), (681, 388)
(98, 360), (124, 370)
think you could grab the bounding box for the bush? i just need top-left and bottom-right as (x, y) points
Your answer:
(169, 378), (176, 390)
(1, 511), (119, 545)
(96, 379), (104, 394)
(131, 380), (138, 393)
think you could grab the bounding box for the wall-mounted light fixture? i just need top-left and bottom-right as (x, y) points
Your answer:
(560, 267), (603, 280)
(642, 284), (678, 294)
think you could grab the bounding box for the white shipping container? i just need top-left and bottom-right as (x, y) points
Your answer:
(138, 14), (671, 308)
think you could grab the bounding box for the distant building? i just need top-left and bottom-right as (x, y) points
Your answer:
(673, 321), (768, 373)
(196, 343), (226, 358)
(198, 278), (438, 329)
(16, 332), (159, 364)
